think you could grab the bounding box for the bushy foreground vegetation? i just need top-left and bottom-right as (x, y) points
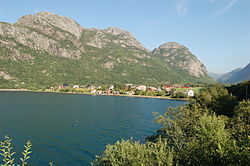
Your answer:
(92, 138), (173, 166)
(92, 83), (250, 166)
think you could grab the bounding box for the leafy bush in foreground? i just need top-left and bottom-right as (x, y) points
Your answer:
(92, 138), (173, 166)
(94, 84), (250, 166)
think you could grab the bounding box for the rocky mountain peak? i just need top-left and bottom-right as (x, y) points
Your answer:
(102, 27), (147, 50)
(104, 27), (129, 35)
(16, 11), (83, 39)
(152, 42), (187, 56)
(152, 42), (209, 77)
(159, 42), (185, 49)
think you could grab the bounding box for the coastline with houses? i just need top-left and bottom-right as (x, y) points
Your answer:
(0, 83), (200, 100)
(39, 83), (201, 100)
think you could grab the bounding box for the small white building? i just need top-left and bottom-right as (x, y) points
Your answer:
(91, 89), (97, 93)
(125, 91), (134, 95)
(96, 86), (102, 89)
(73, 85), (79, 88)
(136, 85), (147, 91)
(186, 89), (194, 97)
(157, 87), (162, 92)
(109, 85), (114, 90)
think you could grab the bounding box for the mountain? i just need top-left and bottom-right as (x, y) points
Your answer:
(217, 68), (242, 83)
(0, 12), (214, 89)
(152, 42), (208, 77)
(218, 63), (250, 83)
(209, 72), (222, 80)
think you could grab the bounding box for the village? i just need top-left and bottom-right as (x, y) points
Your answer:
(47, 83), (201, 99)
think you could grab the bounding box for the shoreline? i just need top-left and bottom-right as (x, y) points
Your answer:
(0, 89), (188, 101)
(0, 89), (31, 91)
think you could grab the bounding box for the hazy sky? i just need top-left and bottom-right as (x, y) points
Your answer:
(1, 0), (249, 73)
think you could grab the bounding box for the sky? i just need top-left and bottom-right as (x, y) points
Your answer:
(1, 0), (250, 73)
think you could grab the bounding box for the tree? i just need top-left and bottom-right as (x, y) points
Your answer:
(92, 138), (173, 166)
(176, 114), (237, 166)
(156, 91), (166, 96)
(114, 83), (123, 91)
(227, 81), (250, 101)
(171, 92), (187, 98)
(189, 84), (238, 117)
(94, 83), (249, 166)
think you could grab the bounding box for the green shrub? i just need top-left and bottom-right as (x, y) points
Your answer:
(148, 85), (250, 165)
(176, 114), (237, 165)
(190, 84), (238, 117)
(171, 91), (187, 98)
(92, 138), (173, 166)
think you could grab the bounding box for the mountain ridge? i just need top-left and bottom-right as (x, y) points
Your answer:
(218, 63), (250, 83)
(0, 12), (214, 88)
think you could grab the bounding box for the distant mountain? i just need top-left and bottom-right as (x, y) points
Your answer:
(218, 63), (250, 83)
(218, 68), (242, 82)
(209, 72), (222, 80)
(0, 12), (214, 88)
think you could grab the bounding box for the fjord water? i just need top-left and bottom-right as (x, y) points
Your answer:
(0, 91), (185, 165)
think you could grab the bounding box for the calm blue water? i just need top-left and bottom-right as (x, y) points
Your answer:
(0, 91), (185, 165)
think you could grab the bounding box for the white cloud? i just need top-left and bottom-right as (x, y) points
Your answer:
(177, 0), (189, 15)
(210, 0), (238, 18)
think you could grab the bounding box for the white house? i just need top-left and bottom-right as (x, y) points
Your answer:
(186, 89), (194, 97)
(125, 91), (134, 95)
(97, 86), (102, 89)
(91, 89), (97, 93)
(73, 85), (79, 88)
(109, 85), (114, 90)
(136, 85), (147, 91)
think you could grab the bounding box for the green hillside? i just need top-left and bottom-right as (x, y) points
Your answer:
(0, 12), (214, 89)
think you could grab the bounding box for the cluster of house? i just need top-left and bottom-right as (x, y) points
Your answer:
(56, 83), (195, 97)
(162, 85), (195, 97)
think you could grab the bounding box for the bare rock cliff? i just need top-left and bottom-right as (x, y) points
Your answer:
(16, 12), (83, 40)
(0, 22), (81, 59)
(152, 42), (208, 77)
